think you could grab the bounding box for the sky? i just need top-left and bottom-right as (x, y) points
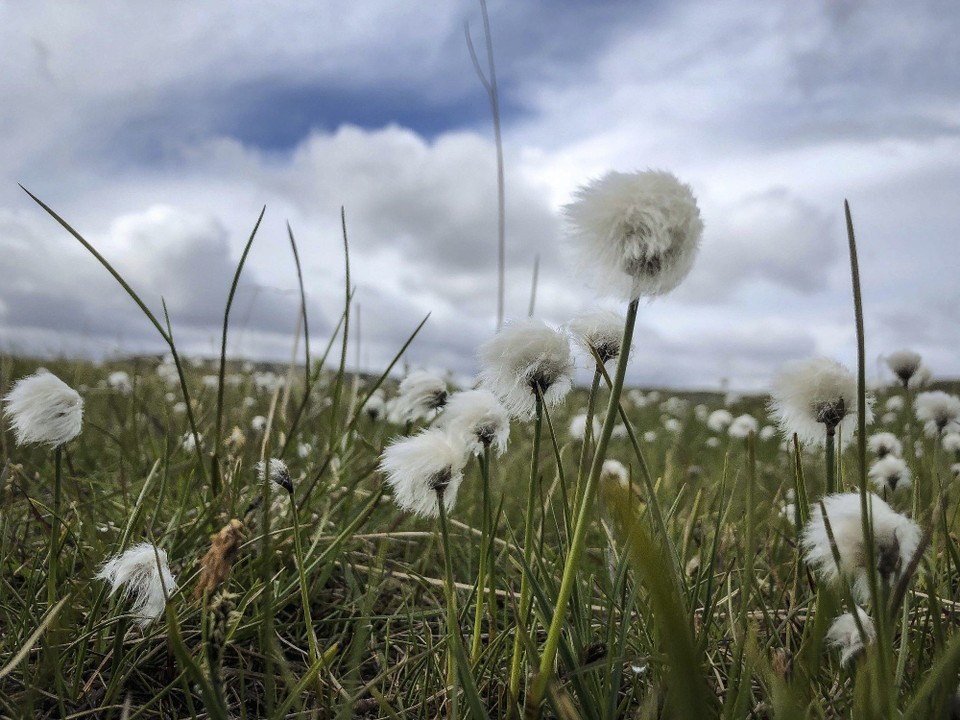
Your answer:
(1, 0), (958, 391)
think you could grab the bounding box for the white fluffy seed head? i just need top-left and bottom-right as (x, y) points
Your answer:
(569, 413), (601, 441)
(566, 310), (626, 366)
(942, 432), (960, 453)
(95, 542), (177, 627)
(802, 492), (921, 603)
(885, 350), (922, 386)
(396, 371), (448, 423)
(908, 364), (932, 389)
(706, 409), (733, 433)
(769, 357), (873, 446)
(379, 429), (467, 518)
(867, 432), (903, 458)
(914, 391), (960, 435)
(826, 607), (876, 666)
(600, 459), (629, 488)
(3, 371), (84, 447)
(564, 170), (703, 301)
(478, 319), (574, 420)
(363, 390), (386, 421)
(256, 457), (293, 494)
(868, 455), (912, 493)
(728, 414), (758, 439)
(439, 389), (510, 457)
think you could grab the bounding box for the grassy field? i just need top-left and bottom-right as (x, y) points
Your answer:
(1, 344), (959, 718)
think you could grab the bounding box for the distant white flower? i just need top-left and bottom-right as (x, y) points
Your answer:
(867, 432), (903, 458)
(600, 459), (629, 488)
(868, 455), (912, 493)
(566, 310), (626, 366)
(478, 319), (574, 420)
(952, 463), (960, 479)
(705, 436), (720, 448)
(707, 410), (733, 433)
(643, 431), (657, 443)
(886, 350), (923, 387)
(908, 364), (932, 389)
(802, 492), (921, 602)
(363, 390), (387, 421)
(914, 440), (924, 458)
(880, 412), (897, 425)
(884, 396), (904, 413)
(915, 391), (960, 436)
(564, 169), (703, 300)
(759, 425), (777, 441)
(779, 503), (796, 522)
(728, 414), (758, 439)
(257, 457), (293, 494)
(769, 358), (873, 446)
(570, 412), (602, 440)
(724, 392), (741, 407)
(181, 431), (201, 452)
(396, 371), (448, 422)
(108, 371), (132, 395)
(694, 404), (709, 422)
(297, 442), (312, 459)
(439, 389), (510, 456)
(95, 542), (177, 627)
(627, 390), (648, 408)
(254, 371), (282, 393)
(611, 423), (628, 439)
(251, 415), (267, 432)
(943, 432), (960, 453)
(202, 375), (219, 390)
(379, 429), (467, 518)
(646, 391), (661, 403)
(3, 371), (83, 447)
(173, 401), (187, 415)
(660, 397), (689, 417)
(242, 396), (256, 409)
(826, 607), (876, 666)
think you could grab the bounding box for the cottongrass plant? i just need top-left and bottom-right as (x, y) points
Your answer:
(867, 431), (903, 459)
(885, 350), (923, 388)
(3, 370), (84, 607)
(914, 390), (960, 437)
(96, 543), (177, 628)
(396, 370), (449, 422)
(530, 168), (702, 711)
(802, 492), (921, 603)
(827, 607), (876, 667)
(868, 455), (912, 494)
(770, 357), (873, 493)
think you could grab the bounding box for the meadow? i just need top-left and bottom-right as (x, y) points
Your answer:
(2, 184), (960, 720)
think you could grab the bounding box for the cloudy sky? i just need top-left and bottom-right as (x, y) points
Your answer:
(2, 1), (958, 390)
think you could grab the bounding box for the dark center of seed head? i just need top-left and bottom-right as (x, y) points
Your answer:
(816, 398), (846, 430)
(594, 340), (620, 365)
(477, 426), (495, 447)
(876, 533), (902, 582)
(428, 390), (448, 411)
(428, 468), (452, 494)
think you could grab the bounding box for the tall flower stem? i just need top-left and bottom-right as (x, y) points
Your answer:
(508, 392), (543, 702)
(573, 369), (602, 509)
(437, 490), (461, 720)
(531, 298), (639, 708)
(48, 446), (62, 608)
(825, 427), (836, 495)
(470, 448), (493, 662)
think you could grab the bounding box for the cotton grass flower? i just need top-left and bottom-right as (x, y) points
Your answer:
(886, 350), (923, 387)
(706, 409), (733, 433)
(914, 391), (960, 437)
(867, 432), (903, 459)
(728, 414), (758, 439)
(363, 390), (386, 421)
(570, 413), (602, 441)
(564, 170), (703, 300)
(107, 370), (132, 395)
(96, 542), (177, 627)
(478, 319), (574, 420)
(380, 428), (467, 518)
(802, 492), (921, 602)
(566, 310), (626, 366)
(3, 370), (84, 447)
(257, 458), (293, 494)
(908, 364), (932, 389)
(769, 357), (873, 446)
(885, 396), (904, 413)
(868, 455), (912, 493)
(396, 370), (448, 422)
(942, 432), (960, 453)
(826, 608), (876, 666)
(439, 389), (510, 456)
